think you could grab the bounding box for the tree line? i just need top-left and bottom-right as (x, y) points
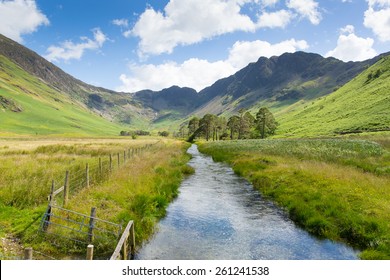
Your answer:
(182, 107), (277, 141)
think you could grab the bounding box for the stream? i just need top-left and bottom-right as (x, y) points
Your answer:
(136, 144), (358, 260)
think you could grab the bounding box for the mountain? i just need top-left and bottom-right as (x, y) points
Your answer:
(0, 54), (126, 136)
(191, 52), (386, 117)
(130, 52), (386, 128)
(1, 33), (389, 136)
(0, 34), (153, 126)
(276, 54), (390, 137)
(133, 86), (199, 115)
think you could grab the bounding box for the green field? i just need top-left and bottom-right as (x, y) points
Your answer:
(198, 137), (390, 259)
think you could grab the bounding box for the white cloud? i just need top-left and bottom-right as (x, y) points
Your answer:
(112, 19), (128, 27)
(257, 10), (293, 28)
(262, 0), (280, 6)
(117, 39), (309, 92)
(129, 0), (257, 57)
(340, 24), (355, 34)
(118, 59), (235, 93)
(364, 0), (390, 41)
(228, 39), (309, 69)
(44, 29), (107, 62)
(326, 25), (377, 61)
(286, 0), (322, 25)
(127, 0), (323, 57)
(367, 0), (390, 6)
(0, 0), (49, 42)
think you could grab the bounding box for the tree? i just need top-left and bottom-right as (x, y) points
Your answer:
(158, 131), (170, 137)
(199, 114), (218, 141)
(227, 115), (240, 140)
(255, 107), (277, 139)
(188, 117), (200, 136)
(238, 109), (255, 139)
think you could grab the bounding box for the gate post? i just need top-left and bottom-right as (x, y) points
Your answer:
(88, 207), (97, 243)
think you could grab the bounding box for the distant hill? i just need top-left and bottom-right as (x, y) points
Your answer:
(133, 86), (199, 115)
(131, 52), (386, 127)
(0, 54), (126, 136)
(276, 54), (390, 137)
(0, 34), (152, 127)
(190, 52), (386, 117)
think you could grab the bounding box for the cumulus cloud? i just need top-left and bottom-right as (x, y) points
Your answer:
(118, 59), (235, 93)
(227, 39), (309, 69)
(129, 0), (257, 57)
(257, 10), (293, 28)
(127, 0), (320, 57)
(45, 29), (107, 62)
(286, 0), (321, 24)
(262, 0), (280, 6)
(364, 0), (390, 41)
(117, 39), (309, 92)
(0, 0), (49, 42)
(326, 25), (377, 61)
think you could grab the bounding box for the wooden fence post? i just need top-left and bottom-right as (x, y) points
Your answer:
(109, 154), (113, 172)
(124, 150), (126, 163)
(43, 180), (55, 232)
(86, 244), (94, 260)
(122, 237), (128, 260)
(63, 170), (69, 207)
(99, 157), (102, 175)
(49, 180), (55, 203)
(130, 223), (135, 258)
(88, 207), (97, 243)
(24, 248), (33, 260)
(117, 153), (120, 168)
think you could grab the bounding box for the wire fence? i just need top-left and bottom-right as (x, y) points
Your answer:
(33, 143), (159, 259)
(38, 205), (123, 258)
(48, 144), (154, 207)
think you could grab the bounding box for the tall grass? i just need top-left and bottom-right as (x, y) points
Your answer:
(201, 138), (389, 175)
(199, 138), (390, 259)
(0, 138), (192, 259)
(0, 138), (158, 207)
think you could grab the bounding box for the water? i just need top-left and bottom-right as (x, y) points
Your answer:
(136, 144), (358, 260)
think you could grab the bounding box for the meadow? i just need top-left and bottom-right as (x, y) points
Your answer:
(198, 135), (390, 259)
(0, 137), (192, 259)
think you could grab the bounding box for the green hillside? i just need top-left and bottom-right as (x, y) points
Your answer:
(277, 55), (390, 137)
(0, 55), (126, 136)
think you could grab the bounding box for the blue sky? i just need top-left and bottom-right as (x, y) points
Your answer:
(0, 0), (389, 92)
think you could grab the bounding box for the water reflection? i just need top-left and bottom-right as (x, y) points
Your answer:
(136, 144), (358, 260)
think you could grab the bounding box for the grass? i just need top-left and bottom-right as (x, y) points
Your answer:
(198, 137), (390, 259)
(0, 55), (128, 136)
(0, 137), (192, 259)
(276, 55), (390, 137)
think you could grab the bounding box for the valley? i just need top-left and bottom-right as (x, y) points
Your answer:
(0, 33), (389, 260)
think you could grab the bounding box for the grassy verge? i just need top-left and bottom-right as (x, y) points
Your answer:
(198, 138), (390, 259)
(0, 137), (192, 259)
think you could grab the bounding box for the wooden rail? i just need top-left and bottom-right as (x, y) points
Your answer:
(110, 221), (135, 260)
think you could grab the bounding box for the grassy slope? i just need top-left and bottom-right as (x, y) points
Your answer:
(276, 55), (390, 137)
(0, 55), (126, 136)
(198, 139), (390, 259)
